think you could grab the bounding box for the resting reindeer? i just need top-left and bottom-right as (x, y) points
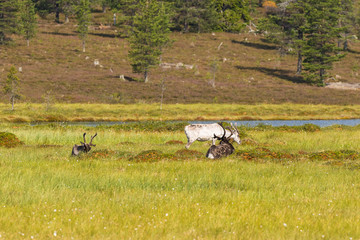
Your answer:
(206, 124), (235, 159)
(184, 122), (241, 149)
(71, 133), (97, 156)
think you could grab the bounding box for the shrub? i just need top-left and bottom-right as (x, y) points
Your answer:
(262, 1), (276, 8)
(0, 132), (23, 148)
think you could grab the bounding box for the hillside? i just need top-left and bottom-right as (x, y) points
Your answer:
(1, 12), (360, 105)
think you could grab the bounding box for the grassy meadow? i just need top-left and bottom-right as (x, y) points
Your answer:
(1, 122), (360, 239)
(2, 103), (360, 122)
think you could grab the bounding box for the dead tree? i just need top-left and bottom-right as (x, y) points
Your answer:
(71, 133), (97, 156)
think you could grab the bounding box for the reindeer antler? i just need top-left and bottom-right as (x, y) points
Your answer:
(218, 123), (227, 139)
(89, 133), (97, 146)
(230, 122), (239, 134)
(225, 127), (234, 139)
(81, 133), (87, 144)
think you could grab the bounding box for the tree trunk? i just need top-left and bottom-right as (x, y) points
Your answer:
(296, 50), (302, 75)
(343, 33), (348, 51)
(144, 70), (149, 83)
(65, 15), (69, 23)
(11, 96), (14, 111)
(55, 3), (60, 23)
(27, 39), (30, 47)
(320, 68), (325, 85)
(82, 40), (86, 52)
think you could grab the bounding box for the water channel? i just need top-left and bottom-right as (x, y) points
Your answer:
(30, 119), (360, 128)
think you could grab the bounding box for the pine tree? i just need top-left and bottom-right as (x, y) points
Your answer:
(214, 0), (250, 32)
(0, 0), (19, 43)
(110, 0), (140, 35)
(4, 66), (21, 111)
(19, 0), (37, 46)
(338, 0), (357, 51)
(60, 0), (75, 23)
(302, 0), (345, 85)
(75, 0), (91, 52)
(170, 0), (219, 33)
(257, 1), (306, 74)
(128, 0), (171, 83)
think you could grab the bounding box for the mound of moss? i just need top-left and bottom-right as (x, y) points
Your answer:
(174, 149), (203, 160)
(165, 140), (184, 145)
(129, 150), (169, 162)
(237, 147), (295, 161)
(0, 132), (23, 148)
(309, 150), (359, 161)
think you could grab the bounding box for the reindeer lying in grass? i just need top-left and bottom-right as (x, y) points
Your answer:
(206, 124), (235, 159)
(71, 133), (97, 156)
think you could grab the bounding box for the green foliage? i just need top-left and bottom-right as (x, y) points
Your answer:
(128, 0), (171, 82)
(302, 0), (345, 84)
(0, 0), (19, 43)
(75, 0), (91, 52)
(3, 66), (21, 111)
(214, 0), (250, 32)
(169, 0), (220, 32)
(60, 0), (76, 22)
(258, 0), (349, 84)
(0, 132), (23, 147)
(18, 0), (37, 46)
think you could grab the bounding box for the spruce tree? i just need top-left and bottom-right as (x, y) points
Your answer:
(170, 0), (219, 33)
(128, 0), (171, 83)
(4, 66), (21, 111)
(75, 0), (91, 52)
(19, 0), (37, 46)
(0, 0), (19, 43)
(214, 0), (250, 32)
(60, 0), (75, 23)
(338, 0), (357, 51)
(302, 0), (345, 85)
(257, 1), (306, 74)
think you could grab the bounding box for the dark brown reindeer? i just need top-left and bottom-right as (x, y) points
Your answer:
(206, 124), (235, 159)
(71, 133), (97, 156)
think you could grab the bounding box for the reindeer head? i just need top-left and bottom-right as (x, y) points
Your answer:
(72, 132), (97, 156)
(213, 123), (233, 144)
(81, 132), (97, 152)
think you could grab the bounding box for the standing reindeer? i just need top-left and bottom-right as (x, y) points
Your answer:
(71, 133), (97, 156)
(206, 124), (235, 159)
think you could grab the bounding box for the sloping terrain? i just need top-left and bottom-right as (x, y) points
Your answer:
(1, 13), (360, 104)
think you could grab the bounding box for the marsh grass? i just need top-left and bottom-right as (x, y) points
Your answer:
(0, 125), (360, 239)
(3, 103), (360, 122)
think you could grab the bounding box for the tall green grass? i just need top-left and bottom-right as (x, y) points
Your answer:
(0, 125), (360, 239)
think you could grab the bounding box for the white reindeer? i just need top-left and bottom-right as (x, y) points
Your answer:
(184, 122), (241, 149)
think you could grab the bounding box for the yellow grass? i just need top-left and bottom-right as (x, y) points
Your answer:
(2, 103), (360, 122)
